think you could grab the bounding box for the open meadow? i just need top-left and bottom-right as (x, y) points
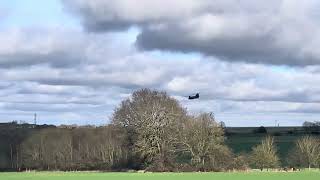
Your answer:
(1, 171), (320, 180)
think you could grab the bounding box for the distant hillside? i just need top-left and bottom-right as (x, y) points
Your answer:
(225, 126), (320, 165)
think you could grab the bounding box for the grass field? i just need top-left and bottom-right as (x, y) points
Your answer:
(1, 171), (320, 180)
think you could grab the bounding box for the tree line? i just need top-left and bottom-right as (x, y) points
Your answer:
(1, 89), (320, 172)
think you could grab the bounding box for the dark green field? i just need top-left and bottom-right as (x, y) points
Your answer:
(225, 126), (320, 164)
(227, 134), (298, 156)
(1, 171), (320, 180)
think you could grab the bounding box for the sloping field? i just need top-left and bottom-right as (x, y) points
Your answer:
(1, 171), (319, 180)
(225, 127), (320, 164)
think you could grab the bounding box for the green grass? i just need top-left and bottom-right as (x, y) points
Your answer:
(1, 171), (320, 180)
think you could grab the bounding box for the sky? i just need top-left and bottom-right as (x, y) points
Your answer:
(1, 0), (320, 127)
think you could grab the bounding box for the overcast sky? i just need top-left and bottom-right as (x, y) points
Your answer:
(1, 0), (320, 126)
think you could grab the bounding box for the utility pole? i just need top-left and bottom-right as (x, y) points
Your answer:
(34, 113), (37, 125)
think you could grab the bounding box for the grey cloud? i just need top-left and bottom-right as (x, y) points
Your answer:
(165, 61), (320, 104)
(2, 25), (320, 126)
(0, 28), (88, 68)
(136, 25), (316, 66)
(0, 90), (105, 106)
(3, 39), (319, 107)
(287, 105), (320, 114)
(0, 52), (84, 68)
(0, 82), (12, 89)
(64, 0), (320, 66)
(2, 103), (90, 112)
(62, 0), (214, 31)
(0, 27), (137, 69)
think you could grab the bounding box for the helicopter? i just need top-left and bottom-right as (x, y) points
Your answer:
(188, 93), (199, 100)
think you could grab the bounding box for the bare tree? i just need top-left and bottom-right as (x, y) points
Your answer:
(291, 136), (320, 170)
(112, 89), (187, 170)
(250, 136), (279, 171)
(179, 113), (228, 171)
(232, 153), (249, 171)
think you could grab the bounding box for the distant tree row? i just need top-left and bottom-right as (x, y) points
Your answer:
(1, 89), (320, 171)
(20, 126), (127, 171)
(303, 121), (320, 134)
